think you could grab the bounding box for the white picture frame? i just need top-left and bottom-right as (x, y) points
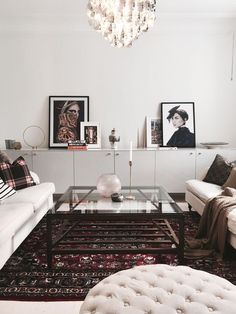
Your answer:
(161, 102), (196, 148)
(80, 122), (101, 149)
(146, 117), (162, 148)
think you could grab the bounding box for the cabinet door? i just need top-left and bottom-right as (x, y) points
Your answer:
(32, 150), (74, 193)
(157, 150), (195, 193)
(115, 150), (155, 186)
(196, 148), (236, 180)
(4, 150), (33, 170)
(74, 150), (114, 186)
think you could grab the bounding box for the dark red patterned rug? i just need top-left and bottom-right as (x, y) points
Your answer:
(0, 212), (235, 301)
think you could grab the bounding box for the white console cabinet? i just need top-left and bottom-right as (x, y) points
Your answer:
(74, 150), (115, 186)
(32, 150), (74, 193)
(3, 148), (236, 194)
(156, 150), (195, 193)
(115, 150), (155, 186)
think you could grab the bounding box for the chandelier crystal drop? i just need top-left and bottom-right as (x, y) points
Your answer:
(87, 0), (157, 48)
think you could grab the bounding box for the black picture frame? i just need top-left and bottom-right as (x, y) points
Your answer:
(49, 96), (89, 148)
(161, 102), (196, 148)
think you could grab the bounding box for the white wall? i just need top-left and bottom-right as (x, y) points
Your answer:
(0, 14), (236, 149)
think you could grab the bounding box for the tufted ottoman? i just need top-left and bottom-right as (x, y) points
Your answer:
(79, 264), (236, 314)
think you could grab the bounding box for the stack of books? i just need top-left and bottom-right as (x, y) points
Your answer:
(67, 140), (88, 150)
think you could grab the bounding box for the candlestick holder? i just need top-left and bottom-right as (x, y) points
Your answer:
(126, 160), (135, 200)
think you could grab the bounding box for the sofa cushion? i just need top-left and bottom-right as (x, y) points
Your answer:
(203, 154), (233, 186)
(186, 179), (222, 203)
(0, 179), (16, 201)
(1, 182), (55, 212)
(223, 167), (236, 189)
(0, 203), (34, 246)
(30, 171), (40, 185)
(0, 156), (35, 190)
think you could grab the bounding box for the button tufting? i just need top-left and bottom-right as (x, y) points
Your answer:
(80, 265), (236, 314)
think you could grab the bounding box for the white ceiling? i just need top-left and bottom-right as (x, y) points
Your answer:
(0, 0), (236, 17)
(0, 0), (235, 33)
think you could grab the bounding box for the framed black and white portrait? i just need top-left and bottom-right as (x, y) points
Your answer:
(146, 117), (162, 148)
(49, 96), (89, 148)
(81, 122), (101, 149)
(161, 102), (196, 148)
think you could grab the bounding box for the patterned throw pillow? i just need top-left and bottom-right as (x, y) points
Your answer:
(0, 178), (16, 200)
(0, 156), (35, 190)
(203, 154), (233, 186)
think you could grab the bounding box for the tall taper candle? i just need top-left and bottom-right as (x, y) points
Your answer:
(129, 141), (133, 162)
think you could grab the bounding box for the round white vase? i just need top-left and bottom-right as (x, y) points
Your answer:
(96, 173), (121, 198)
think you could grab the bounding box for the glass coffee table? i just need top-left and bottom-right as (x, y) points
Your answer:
(46, 186), (184, 268)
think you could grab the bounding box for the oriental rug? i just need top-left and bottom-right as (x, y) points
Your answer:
(0, 212), (235, 301)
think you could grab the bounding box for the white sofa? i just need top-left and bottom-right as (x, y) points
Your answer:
(185, 179), (236, 250)
(0, 172), (55, 269)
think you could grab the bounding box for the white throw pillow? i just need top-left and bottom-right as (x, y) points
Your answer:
(30, 171), (40, 185)
(0, 178), (16, 201)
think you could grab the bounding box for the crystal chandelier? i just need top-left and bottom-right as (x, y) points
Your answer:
(87, 0), (157, 48)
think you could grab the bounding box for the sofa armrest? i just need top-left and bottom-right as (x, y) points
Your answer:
(30, 171), (40, 185)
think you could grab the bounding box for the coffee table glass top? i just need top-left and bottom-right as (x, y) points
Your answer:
(51, 186), (183, 215)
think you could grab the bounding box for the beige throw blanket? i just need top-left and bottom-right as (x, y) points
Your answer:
(186, 194), (236, 258)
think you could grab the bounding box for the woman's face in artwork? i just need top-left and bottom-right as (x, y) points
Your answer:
(66, 103), (80, 119)
(171, 113), (186, 128)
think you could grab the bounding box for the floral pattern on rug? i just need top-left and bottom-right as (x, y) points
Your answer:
(0, 212), (235, 301)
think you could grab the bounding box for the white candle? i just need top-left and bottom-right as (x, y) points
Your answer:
(129, 141), (133, 162)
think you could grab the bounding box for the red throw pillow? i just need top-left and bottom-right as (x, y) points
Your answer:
(0, 156), (35, 190)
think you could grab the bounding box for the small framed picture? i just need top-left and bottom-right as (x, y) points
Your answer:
(146, 117), (162, 148)
(81, 122), (101, 148)
(161, 102), (196, 148)
(49, 96), (89, 148)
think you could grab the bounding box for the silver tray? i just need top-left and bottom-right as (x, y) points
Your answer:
(200, 142), (229, 149)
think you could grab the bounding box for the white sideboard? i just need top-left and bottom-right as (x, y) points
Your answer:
(4, 148), (236, 193)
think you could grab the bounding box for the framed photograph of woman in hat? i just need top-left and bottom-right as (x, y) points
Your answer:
(49, 96), (89, 148)
(161, 102), (196, 148)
